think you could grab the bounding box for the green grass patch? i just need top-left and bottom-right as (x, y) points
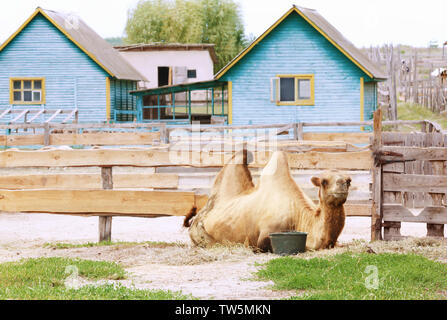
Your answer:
(398, 102), (447, 129)
(44, 241), (185, 250)
(257, 253), (447, 300)
(0, 257), (193, 300)
(389, 102), (447, 130)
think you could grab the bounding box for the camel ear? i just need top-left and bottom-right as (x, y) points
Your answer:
(311, 177), (321, 187)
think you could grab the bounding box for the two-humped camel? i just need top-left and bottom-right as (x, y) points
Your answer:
(184, 150), (351, 251)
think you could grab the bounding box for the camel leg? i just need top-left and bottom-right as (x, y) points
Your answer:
(257, 232), (273, 253)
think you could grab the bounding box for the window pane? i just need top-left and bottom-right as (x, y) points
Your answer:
(23, 81), (32, 89)
(298, 79), (311, 99)
(13, 81), (21, 90)
(23, 91), (32, 102)
(33, 91), (41, 102)
(280, 78), (295, 102)
(13, 91), (21, 102)
(187, 70), (197, 78)
(34, 80), (42, 89)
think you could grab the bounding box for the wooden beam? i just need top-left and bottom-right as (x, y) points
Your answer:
(0, 108), (12, 120)
(0, 132), (162, 147)
(303, 132), (371, 144)
(0, 190), (196, 216)
(26, 109), (45, 123)
(45, 109), (62, 123)
(0, 174), (101, 190)
(11, 110), (30, 123)
(62, 109), (79, 124)
(383, 204), (447, 224)
(99, 167), (113, 242)
(383, 173), (447, 193)
(0, 134), (44, 146)
(285, 151), (372, 170)
(113, 173), (178, 189)
(0, 149), (373, 170)
(0, 173), (178, 190)
(195, 194), (371, 217)
(50, 132), (161, 146)
(371, 108), (383, 241)
(379, 146), (447, 161)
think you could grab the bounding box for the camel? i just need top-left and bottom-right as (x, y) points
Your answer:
(184, 150), (351, 251)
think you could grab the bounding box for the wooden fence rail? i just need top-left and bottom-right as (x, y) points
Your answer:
(0, 120), (440, 149)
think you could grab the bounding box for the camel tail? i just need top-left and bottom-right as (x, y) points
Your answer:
(183, 206), (198, 228)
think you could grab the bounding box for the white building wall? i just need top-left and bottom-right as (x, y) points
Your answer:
(118, 50), (215, 89)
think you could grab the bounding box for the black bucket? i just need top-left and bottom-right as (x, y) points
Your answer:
(270, 232), (308, 255)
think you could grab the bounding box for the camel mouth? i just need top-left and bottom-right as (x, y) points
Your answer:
(328, 193), (348, 198)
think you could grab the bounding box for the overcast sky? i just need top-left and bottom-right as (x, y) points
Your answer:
(1, 0), (446, 48)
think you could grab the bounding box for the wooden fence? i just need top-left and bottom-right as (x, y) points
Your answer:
(367, 45), (447, 116)
(0, 119), (444, 243)
(371, 109), (447, 240)
(0, 121), (378, 242)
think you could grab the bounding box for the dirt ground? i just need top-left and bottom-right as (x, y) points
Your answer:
(0, 213), (436, 300)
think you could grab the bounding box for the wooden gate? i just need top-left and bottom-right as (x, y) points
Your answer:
(371, 109), (447, 240)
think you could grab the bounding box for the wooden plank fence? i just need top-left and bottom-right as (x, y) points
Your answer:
(372, 109), (447, 240)
(0, 119), (443, 243)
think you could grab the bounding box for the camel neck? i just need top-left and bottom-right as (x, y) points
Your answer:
(319, 202), (345, 218)
(318, 202), (346, 238)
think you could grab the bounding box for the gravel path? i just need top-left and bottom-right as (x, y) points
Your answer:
(0, 213), (430, 299)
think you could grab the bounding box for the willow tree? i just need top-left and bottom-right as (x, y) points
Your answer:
(125, 0), (248, 71)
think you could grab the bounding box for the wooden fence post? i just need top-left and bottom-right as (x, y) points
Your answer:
(99, 167), (113, 242)
(293, 123), (303, 141)
(371, 108), (383, 241)
(44, 123), (50, 146)
(161, 125), (169, 144)
(427, 132), (445, 237)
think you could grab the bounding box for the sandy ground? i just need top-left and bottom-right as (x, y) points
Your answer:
(0, 213), (434, 300)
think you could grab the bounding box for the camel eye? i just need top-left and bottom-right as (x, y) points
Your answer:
(346, 179), (351, 186)
(321, 179), (328, 187)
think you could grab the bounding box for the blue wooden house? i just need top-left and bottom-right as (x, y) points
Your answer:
(0, 8), (146, 123)
(132, 5), (387, 129)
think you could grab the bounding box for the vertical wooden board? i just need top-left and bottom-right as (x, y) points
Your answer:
(100, 167), (113, 242)
(382, 131), (402, 241)
(403, 133), (414, 208)
(412, 132), (426, 208)
(427, 134), (446, 237)
(371, 109), (382, 241)
(99, 216), (112, 242)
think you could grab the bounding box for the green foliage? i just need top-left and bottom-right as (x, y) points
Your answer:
(125, 0), (248, 71)
(105, 37), (125, 46)
(397, 102), (447, 129)
(257, 253), (447, 300)
(0, 257), (193, 300)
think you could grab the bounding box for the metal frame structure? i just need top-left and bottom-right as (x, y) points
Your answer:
(130, 80), (228, 124)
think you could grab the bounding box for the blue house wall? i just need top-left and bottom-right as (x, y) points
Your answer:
(0, 13), (137, 123)
(221, 12), (378, 131)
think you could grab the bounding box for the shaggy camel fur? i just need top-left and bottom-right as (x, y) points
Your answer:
(184, 150), (351, 251)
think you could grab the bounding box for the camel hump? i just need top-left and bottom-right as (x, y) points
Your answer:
(260, 151), (291, 181)
(183, 206), (198, 228)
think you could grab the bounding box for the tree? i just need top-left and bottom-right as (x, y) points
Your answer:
(125, 0), (248, 72)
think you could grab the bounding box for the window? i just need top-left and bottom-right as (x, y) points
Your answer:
(187, 69), (197, 79)
(10, 78), (45, 104)
(271, 75), (314, 106)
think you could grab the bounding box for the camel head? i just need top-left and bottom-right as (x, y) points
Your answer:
(311, 170), (351, 207)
